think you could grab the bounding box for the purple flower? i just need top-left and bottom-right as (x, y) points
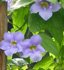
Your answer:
(30, 0), (61, 21)
(0, 32), (24, 56)
(20, 35), (45, 62)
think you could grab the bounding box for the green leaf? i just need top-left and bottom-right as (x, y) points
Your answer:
(40, 33), (59, 56)
(45, 9), (64, 44)
(12, 7), (28, 33)
(33, 56), (54, 70)
(28, 13), (46, 33)
(60, 0), (64, 8)
(11, 0), (34, 10)
(29, 9), (64, 44)
(59, 45), (64, 60)
(48, 0), (57, 4)
(0, 0), (2, 2)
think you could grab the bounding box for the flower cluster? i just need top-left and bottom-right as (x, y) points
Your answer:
(0, 32), (45, 62)
(0, 32), (24, 56)
(30, 0), (61, 21)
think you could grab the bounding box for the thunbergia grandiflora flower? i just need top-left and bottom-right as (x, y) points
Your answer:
(20, 35), (45, 62)
(30, 0), (61, 21)
(0, 32), (24, 56)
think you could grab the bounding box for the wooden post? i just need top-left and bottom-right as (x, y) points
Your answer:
(0, 2), (7, 70)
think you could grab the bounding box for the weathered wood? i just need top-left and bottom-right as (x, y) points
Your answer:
(0, 2), (7, 70)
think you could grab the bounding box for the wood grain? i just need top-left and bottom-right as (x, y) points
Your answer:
(0, 2), (7, 70)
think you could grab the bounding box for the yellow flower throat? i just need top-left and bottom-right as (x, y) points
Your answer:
(30, 45), (36, 50)
(40, 2), (49, 8)
(11, 41), (17, 46)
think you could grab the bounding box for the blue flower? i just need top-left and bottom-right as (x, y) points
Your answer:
(20, 35), (45, 62)
(0, 32), (24, 56)
(30, 0), (61, 21)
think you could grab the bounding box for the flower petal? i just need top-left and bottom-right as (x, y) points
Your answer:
(4, 47), (17, 56)
(16, 43), (23, 52)
(4, 50), (13, 56)
(30, 3), (41, 13)
(39, 9), (52, 21)
(4, 32), (13, 42)
(52, 3), (61, 12)
(37, 45), (45, 52)
(21, 49), (31, 58)
(30, 35), (42, 45)
(30, 51), (42, 62)
(20, 39), (31, 48)
(14, 32), (24, 41)
(0, 41), (10, 50)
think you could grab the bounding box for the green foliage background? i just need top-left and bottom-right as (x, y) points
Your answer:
(1, 0), (64, 70)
